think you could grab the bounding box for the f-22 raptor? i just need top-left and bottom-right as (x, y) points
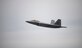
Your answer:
(26, 19), (66, 28)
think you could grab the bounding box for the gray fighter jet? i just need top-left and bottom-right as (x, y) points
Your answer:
(26, 19), (66, 28)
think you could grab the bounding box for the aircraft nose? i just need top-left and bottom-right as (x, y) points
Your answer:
(26, 21), (32, 23)
(25, 21), (29, 23)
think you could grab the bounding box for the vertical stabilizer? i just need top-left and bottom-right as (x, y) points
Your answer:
(51, 20), (55, 25)
(55, 19), (61, 26)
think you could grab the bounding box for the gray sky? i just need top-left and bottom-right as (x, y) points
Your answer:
(1, 0), (82, 48)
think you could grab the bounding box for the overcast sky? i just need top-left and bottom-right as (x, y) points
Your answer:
(1, 0), (82, 48)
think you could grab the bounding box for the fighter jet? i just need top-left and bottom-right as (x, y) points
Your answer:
(26, 19), (66, 28)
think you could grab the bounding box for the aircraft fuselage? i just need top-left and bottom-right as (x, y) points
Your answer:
(26, 21), (62, 28)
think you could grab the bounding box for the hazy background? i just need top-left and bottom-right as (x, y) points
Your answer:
(1, 0), (82, 48)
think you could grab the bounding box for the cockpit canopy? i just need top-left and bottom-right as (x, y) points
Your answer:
(31, 20), (40, 23)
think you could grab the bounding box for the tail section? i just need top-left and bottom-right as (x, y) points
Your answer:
(55, 19), (61, 26)
(50, 20), (55, 25)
